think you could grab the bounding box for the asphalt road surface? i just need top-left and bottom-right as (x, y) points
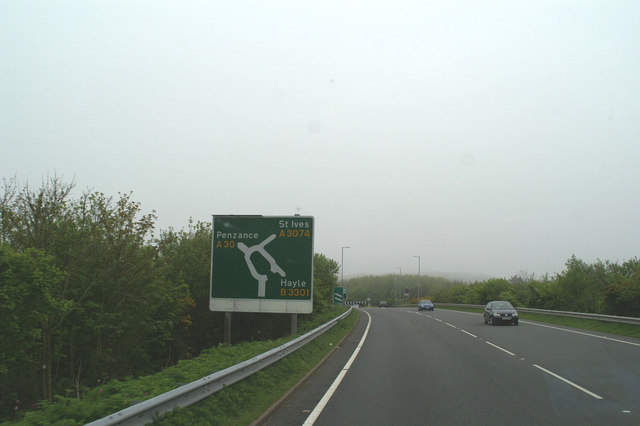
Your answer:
(258, 307), (640, 425)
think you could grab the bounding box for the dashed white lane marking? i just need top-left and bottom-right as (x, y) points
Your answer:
(410, 309), (607, 402)
(485, 341), (516, 356)
(302, 310), (372, 425)
(415, 308), (640, 347)
(460, 329), (478, 338)
(533, 364), (603, 400)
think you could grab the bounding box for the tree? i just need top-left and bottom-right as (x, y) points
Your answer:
(0, 176), (18, 245)
(603, 259), (640, 316)
(429, 283), (470, 303)
(156, 220), (222, 357)
(5, 174), (75, 253)
(554, 256), (608, 313)
(0, 178), (189, 417)
(0, 246), (67, 415)
(58, 191), (186, 382)
(312, 253), (340, 312)
(522, 279), (555, 309)
(463, 279), (514, 305)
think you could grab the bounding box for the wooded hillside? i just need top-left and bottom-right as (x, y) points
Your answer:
(0, 176), (339, 421)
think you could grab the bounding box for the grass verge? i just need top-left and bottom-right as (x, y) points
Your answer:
(438, 306), (640, 339)
(154, 308), (358, 425)
(6, 307), (357, 426)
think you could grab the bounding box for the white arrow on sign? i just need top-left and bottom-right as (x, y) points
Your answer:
(238, 234), (286, 298)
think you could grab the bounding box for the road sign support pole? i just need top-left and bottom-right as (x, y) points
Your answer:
(224, 312), (232, 344)
(291, 314), (297, 336)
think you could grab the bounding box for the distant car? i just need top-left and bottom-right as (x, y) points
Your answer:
(484, 301), (519, 325)
(379, 300), (388, 307)
(418, 299), (434, 311)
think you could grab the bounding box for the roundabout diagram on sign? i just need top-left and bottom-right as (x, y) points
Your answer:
(210, 215), (314, 313)
(237, 234), (286, 298)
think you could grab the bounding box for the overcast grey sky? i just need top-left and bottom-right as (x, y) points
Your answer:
(2, 1), (639, 280)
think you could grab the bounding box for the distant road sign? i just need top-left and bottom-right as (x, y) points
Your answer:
(334, 286), (344, 304)
(210, 215), (314, 313)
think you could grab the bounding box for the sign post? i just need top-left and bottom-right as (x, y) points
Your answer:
(333, 286), (344, 304)
(210, 215), (314, 314)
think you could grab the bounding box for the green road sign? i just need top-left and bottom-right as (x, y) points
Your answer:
(210, 215), (314, 313)
(333, 286), (344, 304)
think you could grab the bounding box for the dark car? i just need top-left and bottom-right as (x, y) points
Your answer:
(484, 301), (519, 325)
(418, 299), (434, 311)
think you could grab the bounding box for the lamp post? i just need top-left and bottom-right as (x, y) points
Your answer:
(414, 255), (421, 300)
(396, 266), (401, 305)
(341, 246), (350, 285)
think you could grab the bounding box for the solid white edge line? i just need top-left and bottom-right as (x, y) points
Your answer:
(521, 321), (640, 347)
(532, 364), (603, 400)
(414, 308), (640, 347)
(405, 308), (611, 401)
(485, 341), (516, 356)
(302, 309), (372, 426)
